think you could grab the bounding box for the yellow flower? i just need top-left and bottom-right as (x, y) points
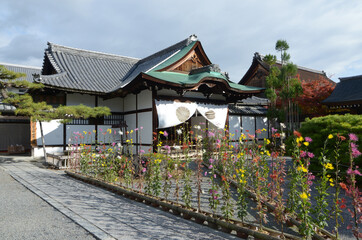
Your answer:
(233, 174), (236, 178)
(266, 139), (271, 145)
(329, 178), (334, 182)
(266, 150), (271, 157)
(93, 129), (96, 133)
(324, 163), (334, 170)
(296, 136), (304, 143)
(260, 151), (264, 155)
(328, 134), (333, 139)
(300, 192), (308, 200)
(130, 130), (133, 134)
(262, 128), (267, 132)
(83, 131), (87, 135)
(159, 131), (164, 135)
(330, 183), (335, 187)
(107, 128), (112, 134)
(303, 142), (309, 146)
(297, 165), (308, 173)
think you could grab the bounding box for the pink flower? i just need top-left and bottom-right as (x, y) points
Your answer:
(204, 171), (208, 176)
(208, 131), (215, 137)
(111, 142), (116, 147)
(209, 158), (214, 164)
(163, 131), (168, 137)
(139, 150), (145, 154)
(349, 133), (358, 141)
(142, 168), (146, 173)
(271, 127), (277, 133)
(135, 128), (139, 131)
(209, 165), (213, 169)
(305, 137), (313, 143)
(214, 174), (217, 178)
(352, 148), (361, 158)
(300, 150), (307, 158)
(168, 173), (172, 179)
(307, 152), (315, 158)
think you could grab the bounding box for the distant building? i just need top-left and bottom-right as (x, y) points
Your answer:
(0, 63), (41, 154)
(323, 75), (362, 114)
(239, 52), (335, 93)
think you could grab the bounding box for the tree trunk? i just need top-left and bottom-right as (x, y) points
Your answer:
(39, 121), (47, 162)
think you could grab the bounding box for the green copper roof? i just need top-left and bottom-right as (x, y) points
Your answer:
(144, 71), (262, 92)
(151, 41), (197, 71)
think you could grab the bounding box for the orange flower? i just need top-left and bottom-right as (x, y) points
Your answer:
(221, 175), (226, 181)
(293, 130), (302, 137)
(339, 182), (348, 191)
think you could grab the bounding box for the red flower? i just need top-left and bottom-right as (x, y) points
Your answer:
(293, 130), (302, 137)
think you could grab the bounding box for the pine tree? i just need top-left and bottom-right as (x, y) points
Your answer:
(0, 65), (110, 160)
(264, 40), (303, 133)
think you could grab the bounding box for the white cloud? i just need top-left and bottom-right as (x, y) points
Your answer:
(0, 0), (362, 82)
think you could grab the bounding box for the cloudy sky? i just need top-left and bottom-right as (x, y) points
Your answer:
(1, 0), (362, 83)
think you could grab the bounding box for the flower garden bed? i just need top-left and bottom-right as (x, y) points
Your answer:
(66, 127), (361, 239)
(66, 170), (304, 239)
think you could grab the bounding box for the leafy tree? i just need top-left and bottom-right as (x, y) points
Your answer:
(297, 76), (335, 118)
(0, 65), (110, 160)
(264, 40), (303, 132)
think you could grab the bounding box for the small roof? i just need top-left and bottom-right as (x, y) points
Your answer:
(0, 63), (41, 113)
(323, 75), (362, 105)
(0, 62), (41, 82)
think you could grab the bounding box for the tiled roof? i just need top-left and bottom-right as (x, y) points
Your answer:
(239, 52), (335, 86)
(0, 62), (41, 82)
(323, 75), (362, 104)
(38, 43), (139, 94)
(0, 63), (41, 113)
(39, 36), (197, 94)
(111, 36), (196, 91)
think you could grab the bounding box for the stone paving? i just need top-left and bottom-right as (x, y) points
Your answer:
(0, 156), (238, 240)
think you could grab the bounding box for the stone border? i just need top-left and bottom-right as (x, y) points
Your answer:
(66, 170), (307, 240)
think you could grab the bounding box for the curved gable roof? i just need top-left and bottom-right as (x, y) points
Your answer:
(39, 43), (139, 94)
(323, 75), (362, 104)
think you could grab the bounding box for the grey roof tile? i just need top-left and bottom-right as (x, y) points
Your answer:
(323, 75), (362, 104)
(0, 62), (41, 82)
(39, 35), (197, 94)
(39, 43), (139, 94)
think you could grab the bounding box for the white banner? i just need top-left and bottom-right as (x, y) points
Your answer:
(155, 100), (228, 129)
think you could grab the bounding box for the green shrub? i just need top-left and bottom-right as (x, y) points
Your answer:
(286, 114), (362, 174)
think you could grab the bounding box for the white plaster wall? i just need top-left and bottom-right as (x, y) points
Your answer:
(124, 94), (136, 112)
(36, 120), (63, 145)
(124, 113), (137, 139)
(137, 90), (152, 109)
(66, 93), (95, 107)
(98, 97), (123, 112)
(66, 125), (95, 145)
(138, 112), (152, 144)
(33, 147), (63, 158)
(256, 117), (268, 139)
(242, 116), (255, 138)
(229, 115), (241, 141)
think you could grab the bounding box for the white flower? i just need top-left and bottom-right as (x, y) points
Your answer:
(194, 125), (201, 130)
(280, 123), (286, 129)
(117, 143), (122, 147)
(118, 131), (123, 135)
(176, 129), (182, 135)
